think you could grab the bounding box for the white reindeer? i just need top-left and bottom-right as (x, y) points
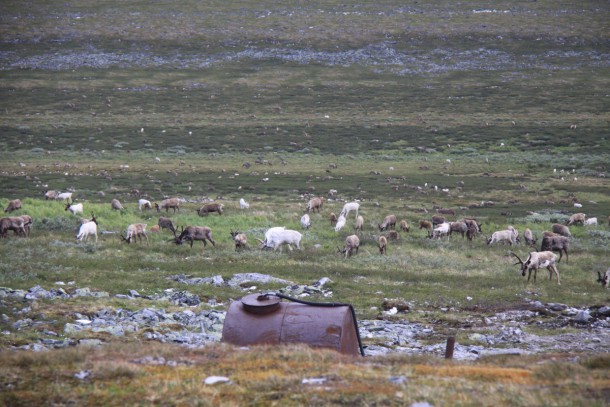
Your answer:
(487, 229), (518, 246)
(239, 198), (250, 209)
(65, 202), (83, 216)
(57, 192), (73, 203)
(138, 199), (152, 211)
(339, 202), (360, 219)
(300, 214), (311, 229)
(258, 228), (302, 252)
(432, 222), (450, 240)
(76, 214), (98, 243)
(334, 214), (347, 232)
(584, 217), (598, 226)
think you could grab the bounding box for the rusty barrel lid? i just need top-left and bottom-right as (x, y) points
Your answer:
(241, 293), (281, 314)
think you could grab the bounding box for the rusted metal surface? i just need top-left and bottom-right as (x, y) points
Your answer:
(221, 293), (361, 355)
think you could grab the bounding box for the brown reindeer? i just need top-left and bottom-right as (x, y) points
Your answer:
(155, 198), (180, 213)
(197, 202), (224, 216)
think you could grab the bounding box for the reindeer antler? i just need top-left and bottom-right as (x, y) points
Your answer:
(509, 251), (524, 265)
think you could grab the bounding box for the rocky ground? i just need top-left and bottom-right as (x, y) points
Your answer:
(2, 43), (606, 74)
(2, 273), (609, 359)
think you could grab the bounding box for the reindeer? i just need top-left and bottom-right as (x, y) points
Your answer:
(431, 215), (446, 227)
(329, 212), (338, 226)
(355, 215), (364, 235)
(378, 235), (387, 255)
(76, 213), (98, 243)
(65, 202), (83, 216)
(449, 221), (468, 238)
(551, 223), (571, 237)
(155, 198), (180, 213)
(378, 214), (396, 231)
(511, 251), (560, 285)
(174, 226), (215, 249)
(566, 212), (586, 226)
(399, 220), (410, 233)
(540, 232), (570, 263)
(158, 217), (177, 237)
(419, 220), (433, 238)
(0, 217), (26, 238)
(197, 202), (224, 216)
(338, 235), (360, 258)
(463, 218), (482, 241)
(524, 228), (537, 246)
(230, 229), (248, 251)
(306, 197), (324, 213)
(122, 223), (148, 244)
(4, 199), (22, 213)
(110, 199), (124, 211)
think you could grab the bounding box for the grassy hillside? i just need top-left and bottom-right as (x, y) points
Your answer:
(0, 0), (609, 405)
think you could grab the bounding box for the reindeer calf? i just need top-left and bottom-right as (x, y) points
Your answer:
(230, 230), (248, 251)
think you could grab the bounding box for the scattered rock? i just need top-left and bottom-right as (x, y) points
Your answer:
(74, 370), (91, 380)
(204, 376), (231, 385)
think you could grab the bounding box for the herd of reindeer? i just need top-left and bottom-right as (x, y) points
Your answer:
(2, 193), (609, 289)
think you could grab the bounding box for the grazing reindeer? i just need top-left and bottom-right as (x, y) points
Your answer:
(540, 232), (570, 263)
(378, 214), (396, 231)
(334, 214), (347, 232)
(339, 202), (359, 219)
(566, 212), (586, 226)
(300, 214), (311, 229)
(175, 226), (215, 249)
(338, 235), (360, 258)
(76, 213), (98, 243)
(431, 215), (447, 227)
(378, 235), (387, 255)
(463, 218), (482, 241)
(65, 202), (83, 216)
(138, 199), (152, 211)
(399, 220), (410, 233)
(4, 199), (22, 213)
(110, 199), (124, 211)
(419, 220), (433, 238)
(306, 196), (324, 213)
(511, 251), (560, 285)
(449, 221), (468, 238)
(329, 212), (338, 226)
(487, 229), (518, 246)
(158, 217), (177, 237)
(155, 198), (180, 213)
(524, 228), (537, 247)
(385, 230), (399, 241)
(197, 202), (224, 216)
(122, 223), (148, 245)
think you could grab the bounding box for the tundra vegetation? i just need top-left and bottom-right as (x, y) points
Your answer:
(0, 0), (609, 405)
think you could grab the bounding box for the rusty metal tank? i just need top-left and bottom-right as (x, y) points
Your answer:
(221, 293), (363, 356)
